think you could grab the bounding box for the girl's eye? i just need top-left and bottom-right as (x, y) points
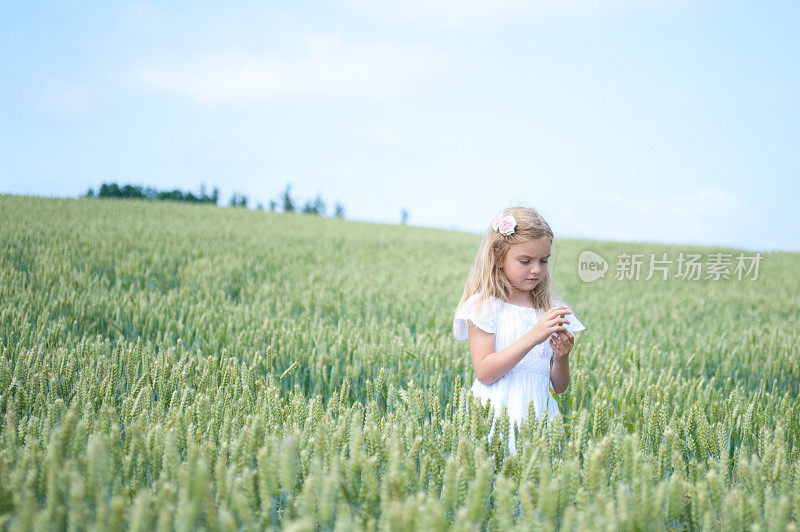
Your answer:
(521, 260), (530, 264)
(542, 260), (548, 264)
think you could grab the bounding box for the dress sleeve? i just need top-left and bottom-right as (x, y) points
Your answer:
(555, 300), (586, 334)
(453, 294), (497, 341)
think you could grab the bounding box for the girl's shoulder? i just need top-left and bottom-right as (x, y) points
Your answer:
(453, 292), (504, 340)
(461, 292), (504, 312)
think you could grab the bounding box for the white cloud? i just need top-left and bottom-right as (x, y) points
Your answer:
(544, 187), (764, 250)
(601, 188), (758, 248)
(345, 0), (688, 28)
(348, 0), (542, 27)
(32, 82), (98, 118)
(117, 34), (449, 105)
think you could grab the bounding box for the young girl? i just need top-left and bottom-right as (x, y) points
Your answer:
(453, 206), (585, 455)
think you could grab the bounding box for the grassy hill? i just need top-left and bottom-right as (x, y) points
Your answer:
(1, 194), (799, 530)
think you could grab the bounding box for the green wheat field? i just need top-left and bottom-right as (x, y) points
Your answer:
(1, 194), (799, 531)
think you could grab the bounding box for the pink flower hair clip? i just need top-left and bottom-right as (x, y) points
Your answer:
(491, 212), (517, 236)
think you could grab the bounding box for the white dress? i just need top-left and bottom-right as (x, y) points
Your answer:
(453, 293), (586, 454)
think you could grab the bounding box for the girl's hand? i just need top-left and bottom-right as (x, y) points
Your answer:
(550, 330), (574, 359)
(529, 306), (571, 346)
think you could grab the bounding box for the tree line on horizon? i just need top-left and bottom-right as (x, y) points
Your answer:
(83, 182), (348, 219)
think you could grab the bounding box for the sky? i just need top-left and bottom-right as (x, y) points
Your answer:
(1, 1), (798, 252)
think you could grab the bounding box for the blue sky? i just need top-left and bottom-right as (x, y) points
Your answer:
(1, 1), (798, 252)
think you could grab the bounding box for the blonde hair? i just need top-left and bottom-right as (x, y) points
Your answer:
(457, 205), (560, 312)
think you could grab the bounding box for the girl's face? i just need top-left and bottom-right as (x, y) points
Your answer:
(500, 237), (551, 297)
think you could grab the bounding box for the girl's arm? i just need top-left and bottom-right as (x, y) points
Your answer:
(549, 330), (574, 394)
(550, 355), (570, 394)
(468, 307), (569, 386)
(467, 323), (536, 386)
